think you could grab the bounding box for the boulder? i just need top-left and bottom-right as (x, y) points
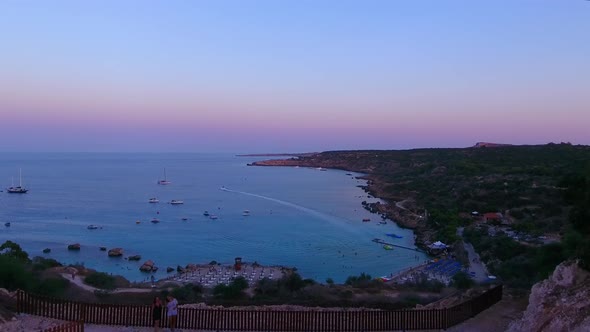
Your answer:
(139, 260), (155, 272)
(507, 260), (590, 332)
(167, 267), (174, 273)
(67, 243), (81, 250)
(108, 248), (124, 257)
(128, 255), (141, 261)
(177, 265), (185, 273)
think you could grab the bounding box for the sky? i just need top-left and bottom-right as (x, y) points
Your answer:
(1, 0), (589, 153)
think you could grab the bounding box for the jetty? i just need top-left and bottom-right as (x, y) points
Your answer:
(372, 238), (425, 253)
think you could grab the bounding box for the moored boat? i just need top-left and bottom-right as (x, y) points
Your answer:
(170, 200), (184, 205)
(6, 169), (28, 193)
(148, 197), (159, 203)
(151, 218), (160, 223)
(157, 168), (171, 185)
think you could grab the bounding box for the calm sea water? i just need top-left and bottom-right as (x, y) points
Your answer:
(0, 153), (426, 283)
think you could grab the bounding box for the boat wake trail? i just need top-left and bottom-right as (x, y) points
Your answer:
(220, 187), (362, 234)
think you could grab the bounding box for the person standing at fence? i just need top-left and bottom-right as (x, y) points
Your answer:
(166, 295), (178, 331)
(152, 296), (163, 332)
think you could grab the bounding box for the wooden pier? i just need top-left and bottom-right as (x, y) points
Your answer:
(372, 238), (425, 253)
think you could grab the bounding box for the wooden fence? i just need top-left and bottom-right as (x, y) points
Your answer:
(18, 284), (502, 331)
(43, 320), (84, 332)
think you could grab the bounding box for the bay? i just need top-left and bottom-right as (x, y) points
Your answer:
(0, 153), (427, 283)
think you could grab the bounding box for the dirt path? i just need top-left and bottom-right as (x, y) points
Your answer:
(61, 274), (154, 293)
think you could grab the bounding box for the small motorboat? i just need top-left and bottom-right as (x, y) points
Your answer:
(87, 225), (99, 230)
(362, 218), (371, 222)
(243, 210), (250, 216)
(209, 215), (218, 220)
(378, 221), (387, 225)
(42, 248), (51, 254)
(136, 220), (141, 224)
(4, 222), (10, 227)
(170, 200), (184, 205)
(181, 217), (188, 221)
(151, 218), (160, 223)
(203, 211), (210, 216)
(383, 245), (394, 250)
(148, 197), (159, 203)
(386, 233), (403, 239)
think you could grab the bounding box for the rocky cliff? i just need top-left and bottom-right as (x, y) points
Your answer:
(507, 260), (590, 332)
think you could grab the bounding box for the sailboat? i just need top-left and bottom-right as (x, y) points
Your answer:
(7, 169), (28, 193)
(157, 168), (171, 185)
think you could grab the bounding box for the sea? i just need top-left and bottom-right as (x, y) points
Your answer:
(0, 153), (427, 283)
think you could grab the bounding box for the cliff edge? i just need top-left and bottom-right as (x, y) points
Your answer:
(507, 260), (590, 332)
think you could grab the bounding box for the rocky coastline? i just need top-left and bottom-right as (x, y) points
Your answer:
(250, 156), (434, 251)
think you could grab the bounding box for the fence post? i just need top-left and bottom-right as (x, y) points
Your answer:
(79, 302), (86, 323)
(16, 289), (22, 313)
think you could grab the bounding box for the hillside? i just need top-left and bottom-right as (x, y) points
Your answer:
(253, 143), (590, 288)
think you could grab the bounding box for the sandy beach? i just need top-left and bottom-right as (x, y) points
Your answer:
(158, 263), (287, 288)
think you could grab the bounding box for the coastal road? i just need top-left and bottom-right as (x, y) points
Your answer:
(457, 228), (490, 283)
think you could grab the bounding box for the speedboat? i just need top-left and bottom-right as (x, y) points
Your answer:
(170, 200), (184, 205)
(151, 218), (160, 223)
(203, 211), (210, 216)
(386, 233), (403, 239)
(87, 225), (99, 230)
(148, 197), (159, 203)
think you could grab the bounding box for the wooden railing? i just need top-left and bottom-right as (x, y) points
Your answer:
(43, 320), (84, 332)
(18, 284), (502, 331)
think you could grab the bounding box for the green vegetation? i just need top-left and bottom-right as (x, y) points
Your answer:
(0, 241), (69, 296)
(84, 272), (117, 290)
(451, 271), (474, 290)
(170, 283), (203, 302)
(213, 276), (249, 299)
(286, 144), (590, 288)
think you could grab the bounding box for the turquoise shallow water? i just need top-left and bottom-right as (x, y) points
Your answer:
(0, 153), (427, 283)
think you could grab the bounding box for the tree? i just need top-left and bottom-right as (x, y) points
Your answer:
(0, 240), (30, 263)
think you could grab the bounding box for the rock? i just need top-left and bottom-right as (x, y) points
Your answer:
(128, 255), (141, 261)
(42, 248), (51, 254)
(139, 260), (155, 272)
(67, 243), (81, 250)
(507, 260), (590, 332)
(177, 265), (185, 273)
(152, 266), (159, 272)
(108, 248), (124, 257)
(186, 263), (197, 271)
(99, 247), (107, 251)
(167, 267), (174, 273)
